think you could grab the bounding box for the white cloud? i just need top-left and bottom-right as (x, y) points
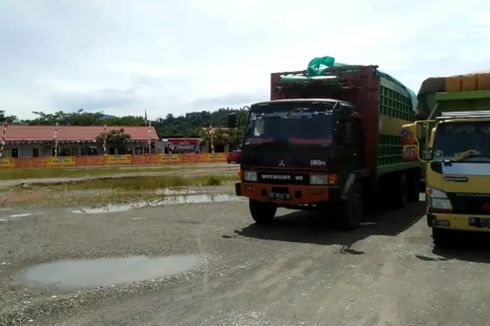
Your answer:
(1, 0), (489, 119)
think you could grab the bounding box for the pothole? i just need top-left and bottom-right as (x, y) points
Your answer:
(22, 255), (204, 289)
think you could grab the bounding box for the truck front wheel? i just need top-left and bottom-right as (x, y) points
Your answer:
(249, 199), (277, 224)
(339, 184), (363, 230)
(432, 227), (451, 246)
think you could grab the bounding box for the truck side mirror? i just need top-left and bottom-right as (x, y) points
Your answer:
(227, 113), (237, 128)
(416, 124), (423, 140)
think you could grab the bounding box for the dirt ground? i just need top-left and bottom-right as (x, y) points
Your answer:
(0, 183), (489, 326)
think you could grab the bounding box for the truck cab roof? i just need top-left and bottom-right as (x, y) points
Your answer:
(251, 98), (354, 108)
(438, 110), (490, 120)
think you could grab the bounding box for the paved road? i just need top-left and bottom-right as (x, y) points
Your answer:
(1, 185), (489, 325)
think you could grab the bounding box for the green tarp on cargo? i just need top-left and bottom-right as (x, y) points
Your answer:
(306, 56), (336, 77)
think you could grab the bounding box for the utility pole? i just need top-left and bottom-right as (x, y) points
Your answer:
(148, 121), (152, 155)
(53, 122), (58, 157)
(103, 124), (107, 156)
(210, 124), (214, 154)
(0, 123), (6, 158)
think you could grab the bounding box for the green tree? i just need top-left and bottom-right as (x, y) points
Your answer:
(27, 110), (145, 126)
(0, 110), (18, 124)
(68, 109), (104, 125)
(102, 115), (145, 126)
(152, 107), (248, 139)
(96, 128), (131, 144)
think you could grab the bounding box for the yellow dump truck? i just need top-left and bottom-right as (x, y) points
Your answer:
(402, 72), (490, 244)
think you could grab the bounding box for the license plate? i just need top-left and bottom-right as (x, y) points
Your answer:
(270, 193), (291, 200)
(469, 217), (490, 228)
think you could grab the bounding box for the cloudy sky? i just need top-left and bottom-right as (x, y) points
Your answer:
(1, 0), (489, 120)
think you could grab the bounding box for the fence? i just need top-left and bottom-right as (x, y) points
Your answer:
(0, 153), (228, 169)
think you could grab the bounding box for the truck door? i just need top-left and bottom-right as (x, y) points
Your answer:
(335, 116), (362, 172)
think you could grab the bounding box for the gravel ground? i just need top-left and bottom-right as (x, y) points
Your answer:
(0, 184), (489, 326)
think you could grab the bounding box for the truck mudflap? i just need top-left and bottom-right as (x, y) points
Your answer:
(429, 212), (490, 233)
(237, 182), (340, 206)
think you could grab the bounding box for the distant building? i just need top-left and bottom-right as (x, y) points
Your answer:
(0, 125), (159, 158)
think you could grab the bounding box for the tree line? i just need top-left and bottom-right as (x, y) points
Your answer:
(0, 108), (248, 147)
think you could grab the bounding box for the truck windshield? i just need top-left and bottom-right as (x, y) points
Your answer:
(243, 104), (333, 147)
(432, 121), (490, 162)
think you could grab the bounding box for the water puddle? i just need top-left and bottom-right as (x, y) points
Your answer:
(0, 213), (34, 221)
(22, 255), (203, 289)
(72, 202), (148, 214)
(10, 213), (32, 218)
(72, 189), (243, 214)
(159, 193), (240, 205)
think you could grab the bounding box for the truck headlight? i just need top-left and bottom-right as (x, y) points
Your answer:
(310, 174), (328, 185)
(244, 171), (258, 182)
(427, 187), (453, 212)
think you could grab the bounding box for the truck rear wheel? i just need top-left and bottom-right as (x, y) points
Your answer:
(393, 173), (408, 208)
(339, 184), (363, 230)
(249, 199), (277, 224)
(408, 170), (421, 202)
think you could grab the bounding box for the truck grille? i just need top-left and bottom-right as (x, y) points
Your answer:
(447, 193), (490, 215)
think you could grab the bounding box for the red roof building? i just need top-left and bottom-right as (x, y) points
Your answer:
(0, 125), (159, 158)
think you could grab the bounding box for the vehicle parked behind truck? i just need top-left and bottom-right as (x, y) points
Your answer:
(402, 72), (490, 244)
(234, 58), (420, 229)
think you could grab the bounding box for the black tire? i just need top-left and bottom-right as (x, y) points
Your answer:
(249, 199), (277, 224)
(339, 184), (363, 230)
(393, 173), (409, 208)
(408, 170), (421, 202)
(432, 227), (451, 246)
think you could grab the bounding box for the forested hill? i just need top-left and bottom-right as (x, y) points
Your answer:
(0, 108), (248, 138)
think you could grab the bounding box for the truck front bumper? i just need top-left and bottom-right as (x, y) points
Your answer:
(235, 182), (340, 206)
(428, 212), (490, 233)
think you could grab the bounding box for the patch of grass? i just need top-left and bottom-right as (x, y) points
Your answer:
(205, 176), (222, 186)
(5, 174), (239, 208)
(16, 174), (238, 192)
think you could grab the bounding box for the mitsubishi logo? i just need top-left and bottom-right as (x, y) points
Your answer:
(482, 202), (490, 211)
(278, 160), (286, 167)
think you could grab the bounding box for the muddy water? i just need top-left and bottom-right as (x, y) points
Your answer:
(72, 202), (148, 214)
(72, 189), (243, 214)
(22, 255), (203, 289)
